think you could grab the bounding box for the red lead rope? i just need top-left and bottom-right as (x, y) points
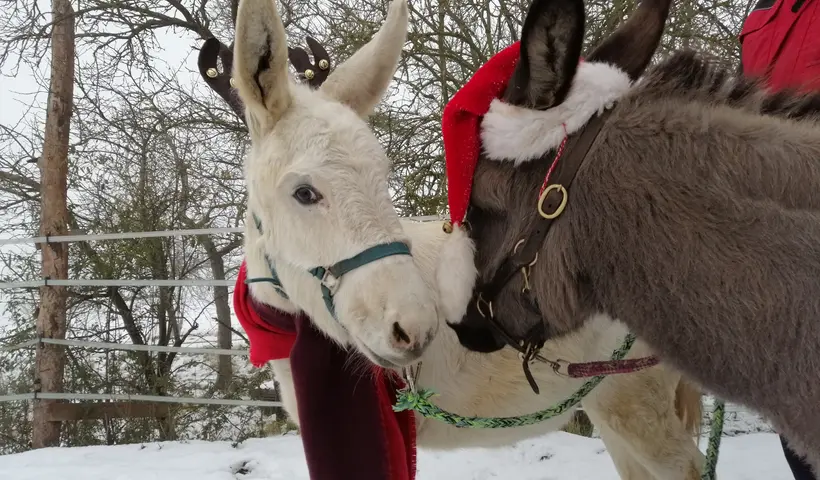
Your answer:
(566, 356), (660, 378)
(537, 124), (570, 197)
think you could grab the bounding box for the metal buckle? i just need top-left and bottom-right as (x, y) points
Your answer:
(518, 350), (537, 365)
(320, 269), (340, 295)
(512, 239), (539, 265)
(537, 184), (568, 219)
(518, 342), (544, 394)
(549, 358), (570, 377)
(520, 349), (571, 378)
(518, 340), (544, 365)
(521, 267), (532, 293)
(513, 239), (538, 293)
(476, 293), (494, 318)
(403, 363), (420, 393)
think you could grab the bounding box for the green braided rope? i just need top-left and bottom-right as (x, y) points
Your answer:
(394, 331), (725, 479)
(392, 333), (637, 428)
(701, 399), (725, 480)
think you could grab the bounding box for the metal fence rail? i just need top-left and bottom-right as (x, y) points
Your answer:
(0, 279), (235, 288)
(0, 217), (442, 289)
(0, 227), (243, 247)
(0, 215), (442, 247)
(1, 337), (249, 356)
(0, 337), (767, 415)
(0, 392), (282, 408)
(0, 338), (277, 408)
(0, 220), (451, 415)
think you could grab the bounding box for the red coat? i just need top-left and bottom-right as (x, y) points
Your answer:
(739, 0), (820, 92)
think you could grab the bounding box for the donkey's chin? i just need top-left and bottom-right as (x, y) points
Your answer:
(354, 339), (426, 370)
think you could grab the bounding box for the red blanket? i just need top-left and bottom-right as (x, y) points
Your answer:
(233, 261), (417, 480)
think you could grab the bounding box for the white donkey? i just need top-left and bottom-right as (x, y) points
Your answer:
(232, 0), (705, 478)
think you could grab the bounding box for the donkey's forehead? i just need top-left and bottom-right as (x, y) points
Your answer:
(250, 91), (387, 174)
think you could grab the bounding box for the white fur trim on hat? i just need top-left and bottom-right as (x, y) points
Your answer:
(480, 61), (632, 165)
(435, 224), (478, 324)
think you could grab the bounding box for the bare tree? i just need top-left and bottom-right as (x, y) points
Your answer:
(32, 0), (75, 449)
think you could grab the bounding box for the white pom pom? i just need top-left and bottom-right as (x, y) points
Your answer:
(435, 224), (478, 323)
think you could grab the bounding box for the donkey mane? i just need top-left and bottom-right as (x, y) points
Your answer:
(634, 50), (820, 122)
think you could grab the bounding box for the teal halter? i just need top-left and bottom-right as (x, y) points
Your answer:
(246, 213), (412, 319)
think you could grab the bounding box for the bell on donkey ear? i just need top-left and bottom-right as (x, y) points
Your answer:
(287, 36), (332, 88)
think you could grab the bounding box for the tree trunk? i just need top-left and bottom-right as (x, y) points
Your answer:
(32, 0), (74, 449)
(200, 236), (233, 392)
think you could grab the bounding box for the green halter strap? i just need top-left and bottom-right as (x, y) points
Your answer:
(308, 241), (412, 318)
(246, 213), (412, 319)
(244, 214), (290, 299)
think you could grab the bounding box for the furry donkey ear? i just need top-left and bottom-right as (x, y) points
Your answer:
(319, 0), (408, 117)
(504, 0), (585, 109)
(232, 0), (291, 137)
(585, 0), (672, 80)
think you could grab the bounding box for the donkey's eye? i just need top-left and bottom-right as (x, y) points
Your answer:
(293, 185), (322, 205)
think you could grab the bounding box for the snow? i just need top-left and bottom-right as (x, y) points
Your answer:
(0, 432), (795, 479)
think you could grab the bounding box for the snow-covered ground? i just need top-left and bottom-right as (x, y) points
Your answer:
(0, 431), (794, 479)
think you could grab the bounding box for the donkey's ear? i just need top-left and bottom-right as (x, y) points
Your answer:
(320, 0), (408, 117)
(504, 0), (585, 109)
(585, 0), (672, 80)
(232, 0), (291, 138)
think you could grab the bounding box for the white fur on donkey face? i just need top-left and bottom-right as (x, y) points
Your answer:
(234, 0), (438, 368)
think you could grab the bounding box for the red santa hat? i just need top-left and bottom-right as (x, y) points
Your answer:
(442, 41), (521, 227)
(435, 41), (521, 323)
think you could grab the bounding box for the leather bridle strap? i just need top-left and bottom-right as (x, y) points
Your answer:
(465, 108), (614, 393)
(481, 108), (612, 301)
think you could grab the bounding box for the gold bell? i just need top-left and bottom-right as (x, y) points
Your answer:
(318, 59), (329, 70)
(304, 69), (315, 80)
(442, 221), (453, 234)
(229, 77), (236, 88)
(206, 68), (218, 78)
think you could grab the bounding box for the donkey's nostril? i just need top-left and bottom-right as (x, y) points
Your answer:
(392, 322), (411, 345)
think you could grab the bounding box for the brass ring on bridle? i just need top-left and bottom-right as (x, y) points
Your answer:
(537, 184), (568, 219)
